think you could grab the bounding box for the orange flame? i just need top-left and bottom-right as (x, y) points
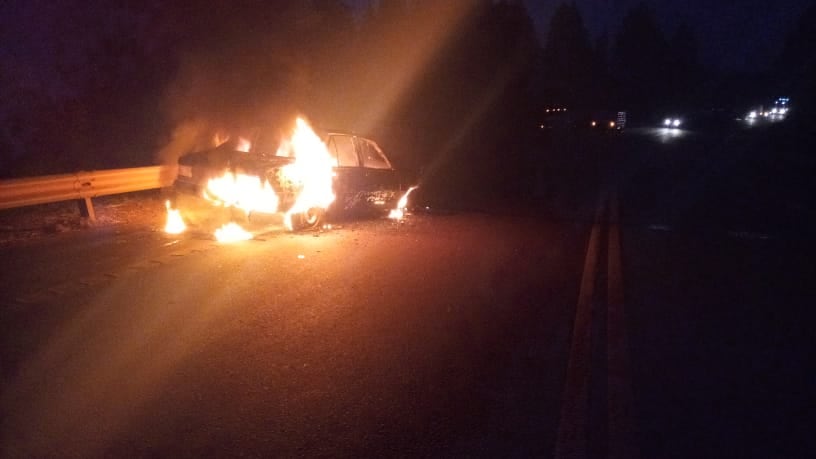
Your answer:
(195, 117), (335, 235)
(389, 186), (418, 220)
(164, 200), (186, 234)
(280, 118), (336, 230)
(236, 137), (252, 152)
(204, 172), (279, 214)
(214, 222), (252, 242)
(213, 132), (229, 147)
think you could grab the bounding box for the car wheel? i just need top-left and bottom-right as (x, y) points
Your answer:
(290, 207), (325, 231)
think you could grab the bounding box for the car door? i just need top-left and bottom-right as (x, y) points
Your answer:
(325, 134), (366, 211)
(354, 137), (400, 209)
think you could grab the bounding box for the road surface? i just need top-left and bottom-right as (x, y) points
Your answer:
(2, 213), (592, 457)
(2, 121), (813, 458)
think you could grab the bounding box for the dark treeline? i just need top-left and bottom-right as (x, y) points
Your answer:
(1, 0), (813, 179)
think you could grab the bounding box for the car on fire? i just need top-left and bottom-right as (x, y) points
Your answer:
(172, 123), (408, 232)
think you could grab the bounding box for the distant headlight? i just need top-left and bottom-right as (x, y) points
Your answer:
(664, 118), (681, 128)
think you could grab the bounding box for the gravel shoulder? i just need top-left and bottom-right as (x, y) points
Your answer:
(0, 190), (168, 247)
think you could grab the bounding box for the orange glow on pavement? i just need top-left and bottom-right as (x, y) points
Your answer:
(214, 222), (252, 242)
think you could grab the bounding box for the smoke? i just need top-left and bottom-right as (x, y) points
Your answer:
(154, 119), (214, 165)
(151, 1), (479, 166)
(152, 2), (317, 164)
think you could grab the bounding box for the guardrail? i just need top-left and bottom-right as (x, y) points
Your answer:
(0, 165), (177, 220)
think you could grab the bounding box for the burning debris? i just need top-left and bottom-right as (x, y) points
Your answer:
(164, 200), (186, 234)
(389, 186), (418, 220)
(214, 222), (252, 242)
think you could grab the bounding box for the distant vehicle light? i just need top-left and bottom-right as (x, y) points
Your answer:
(747, 111), (757, 119)
(663, 117), (681, 128)
(591, 121), (597, 127)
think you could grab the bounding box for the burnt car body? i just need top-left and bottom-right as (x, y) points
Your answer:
(172, 130), (406, 231)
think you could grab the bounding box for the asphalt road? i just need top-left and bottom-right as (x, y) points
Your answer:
(1, 213), (590, 457)
(2, 120), (814, 458)
(618, 123), (815, 458)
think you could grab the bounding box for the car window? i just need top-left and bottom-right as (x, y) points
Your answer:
(358, 139), (391, 169)
(329, 135), (359, 167)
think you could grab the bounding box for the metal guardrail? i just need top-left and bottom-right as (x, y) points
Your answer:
(0, 165), (176, 220)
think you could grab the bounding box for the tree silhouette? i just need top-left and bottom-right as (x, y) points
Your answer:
(3, 0), (541, 181)
(361, 0), (540, 199)
(777, 2), (816, 117)
(614, 2), (671, 113)
(541, 3), (597, 108)
(666, 21), (703, 109)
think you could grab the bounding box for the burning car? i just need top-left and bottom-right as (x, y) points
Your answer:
(170, 118), (408, 236)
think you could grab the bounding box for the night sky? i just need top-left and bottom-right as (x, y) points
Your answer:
(521, 0), (807, 71)
(0, 0), (811, 160)
(2, 1), (810, 98)
(345, 0), (809, 71)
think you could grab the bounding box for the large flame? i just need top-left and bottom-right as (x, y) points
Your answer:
(280, 118), (336, 230)
(204, 172), (279, 214)
(164, 200), (186, 234)
(214, 222), (252, 242)
(389, 186), (418, 220)
(194, 117), (335, 236)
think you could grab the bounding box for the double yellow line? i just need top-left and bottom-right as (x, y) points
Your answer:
(555, 190), (638, 459)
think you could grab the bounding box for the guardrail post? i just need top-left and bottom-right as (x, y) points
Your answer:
(78, 197), (96, 222)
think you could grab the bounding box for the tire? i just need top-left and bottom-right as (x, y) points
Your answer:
(290, 207), (325, 231)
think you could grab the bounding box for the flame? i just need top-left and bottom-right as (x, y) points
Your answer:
(389, 186), (418, 220)
(213, 132), (229, 147)
(164, 200), (186, 234)
(195, 117), (335, 235)
(214, 222), (252, 242)
(236, 137), (252, 152)
(280, 118), (336, 230)
(204, 172), (279, 214)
